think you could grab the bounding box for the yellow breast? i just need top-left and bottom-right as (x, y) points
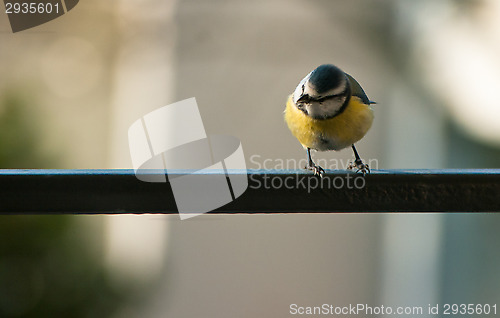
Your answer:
(284, 94), (374, 151)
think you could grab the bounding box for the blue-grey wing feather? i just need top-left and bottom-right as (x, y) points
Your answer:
(346, 73), (376, 105)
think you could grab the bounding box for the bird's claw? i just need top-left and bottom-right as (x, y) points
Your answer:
(306, 164), (325, 178)
(347, 159), (370, 175)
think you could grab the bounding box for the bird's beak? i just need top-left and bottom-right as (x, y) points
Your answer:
(296, 94), (310, 103)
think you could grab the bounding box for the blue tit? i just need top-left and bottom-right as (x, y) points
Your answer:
(284, 64), (375, 177)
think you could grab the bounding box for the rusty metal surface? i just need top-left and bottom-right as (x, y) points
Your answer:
(0, 169), (498, 213)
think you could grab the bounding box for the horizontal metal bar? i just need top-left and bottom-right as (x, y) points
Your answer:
(0, 169), (499, 214)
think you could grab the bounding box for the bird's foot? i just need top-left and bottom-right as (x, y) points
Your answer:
(347, 159), (370, 175)
(305, 163), (325, 178)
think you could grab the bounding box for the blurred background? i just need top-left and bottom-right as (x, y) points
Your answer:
(0, 0), (499, 317)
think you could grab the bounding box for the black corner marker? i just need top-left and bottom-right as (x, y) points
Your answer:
(4, 0), (79, 33)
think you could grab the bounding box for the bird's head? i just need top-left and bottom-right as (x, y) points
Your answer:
(293, 64), (350, 120)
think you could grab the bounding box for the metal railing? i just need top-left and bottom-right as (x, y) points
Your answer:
(0, 169), (499, 213)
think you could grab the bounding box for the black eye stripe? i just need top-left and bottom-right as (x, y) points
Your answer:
(313, 93), (343, 103)
(313, 81), (350, 103)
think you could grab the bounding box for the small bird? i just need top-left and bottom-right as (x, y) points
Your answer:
(284, 64), (375, 177)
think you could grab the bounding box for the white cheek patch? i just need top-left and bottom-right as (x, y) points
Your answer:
(305, 103), (321, 118)
(306, 98), (345, 119)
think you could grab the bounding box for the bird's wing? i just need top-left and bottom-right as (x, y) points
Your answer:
(346, 73), (376, 105)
